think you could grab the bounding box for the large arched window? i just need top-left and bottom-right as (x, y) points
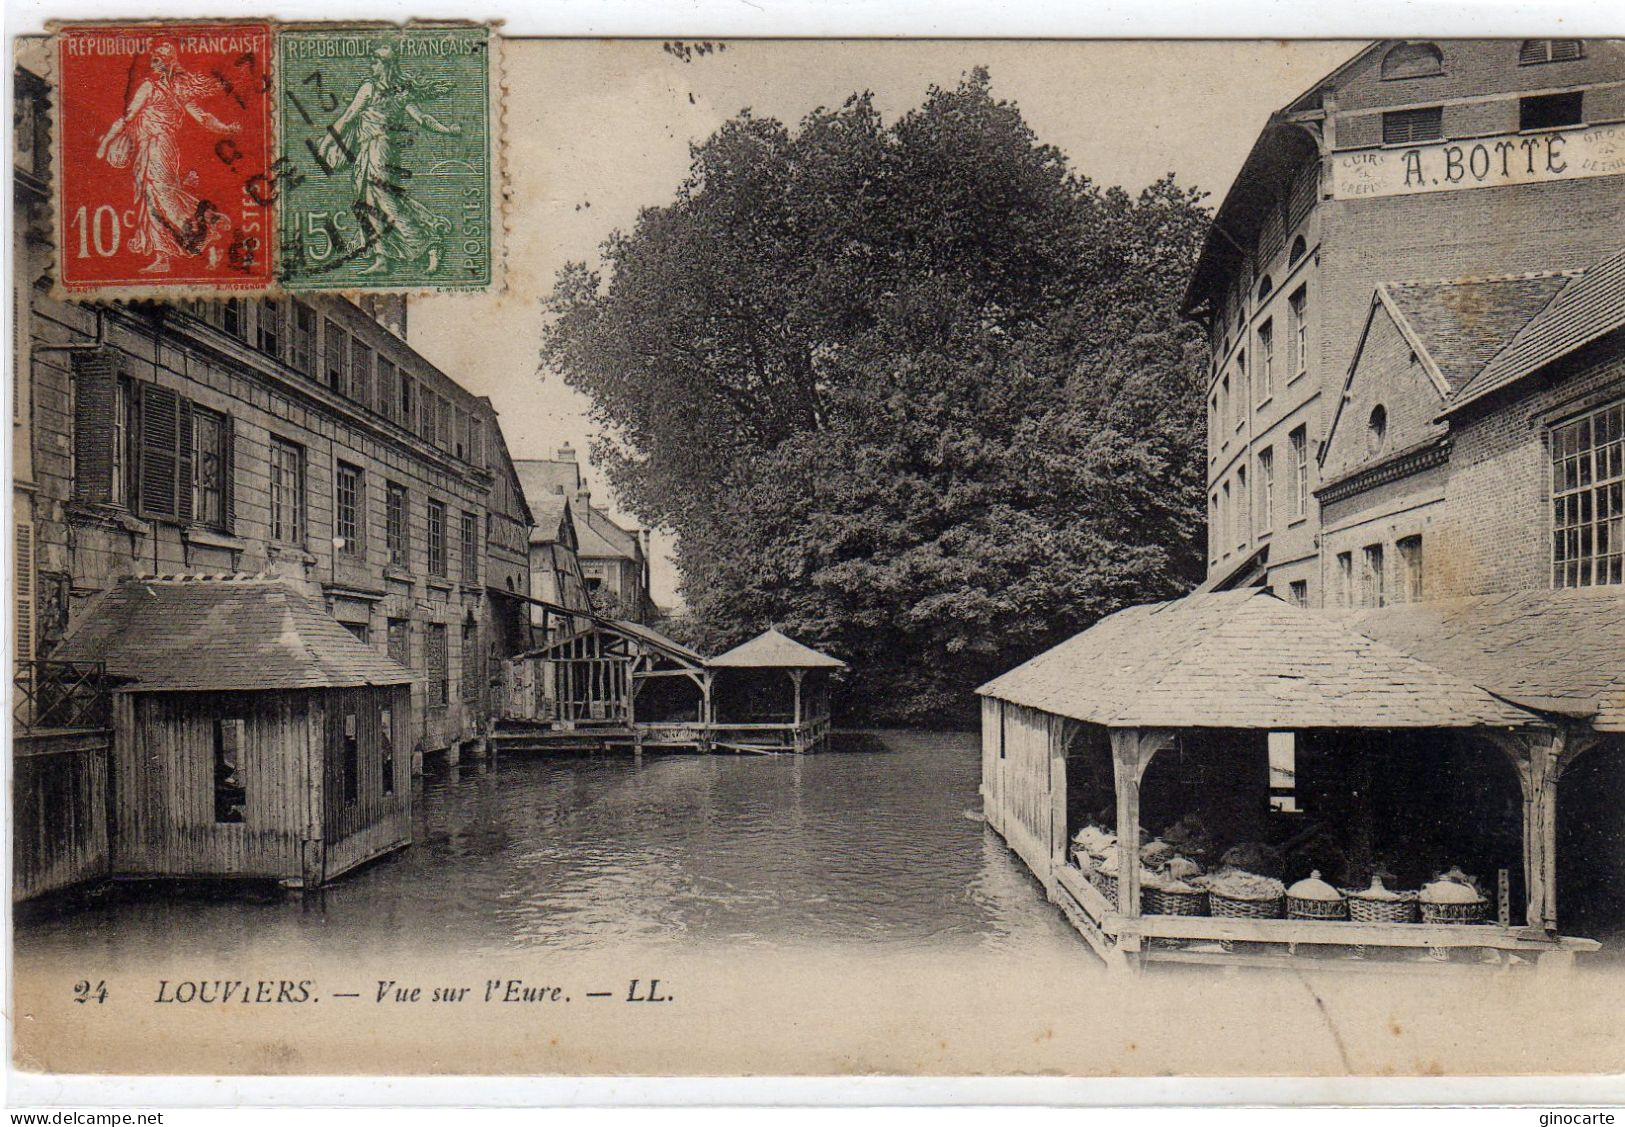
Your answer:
(1288, 235), (1307, 267)
(1520, 39), (1584, 65)
(1382, 42), (1445, 79)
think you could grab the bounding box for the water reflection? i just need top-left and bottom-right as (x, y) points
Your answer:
(16, 730), (1080, 962)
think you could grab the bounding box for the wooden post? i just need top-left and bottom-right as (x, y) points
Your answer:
(1527, 728), (1565, 932)
(1050, 718), (1073, 875)
(1110, 729), (1144, 924)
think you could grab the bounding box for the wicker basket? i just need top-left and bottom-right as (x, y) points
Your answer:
(1209, 891), (1284, 919)
(1143, 886), (1209, 916)
(1344, 892), (1420, 924)
(1095, 871), (1120, 910)
(1287, 894), (1348, 921)
(1420, 898), (1487, 925)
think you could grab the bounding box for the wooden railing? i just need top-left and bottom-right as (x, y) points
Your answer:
(12, 660), (111, 733)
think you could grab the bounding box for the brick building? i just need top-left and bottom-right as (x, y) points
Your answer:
(1185, 38), (1625, 602)
(12, 64), (534, 891)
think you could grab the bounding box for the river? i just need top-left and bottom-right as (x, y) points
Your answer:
(15, 730), (1082, 963)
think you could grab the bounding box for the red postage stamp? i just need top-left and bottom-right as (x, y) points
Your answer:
(55, 23), (275, 294)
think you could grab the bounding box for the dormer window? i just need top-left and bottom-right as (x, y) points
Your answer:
(1520, 40), (1584, 65)
(1288, 236), (1307, 267)
(1381, 42), (1444, 80)
(1367, 405), (1388, 455)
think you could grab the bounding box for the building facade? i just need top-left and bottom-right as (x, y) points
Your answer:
(1185, 38), (1625, 604)
(514, 446), (654, 623)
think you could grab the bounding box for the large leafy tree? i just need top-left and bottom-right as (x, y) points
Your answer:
(542, 69), (1212, 725)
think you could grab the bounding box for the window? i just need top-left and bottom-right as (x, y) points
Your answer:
(1288, 236), (1307, 267)
(1258, 447), (1275, 533)
(438, 397), (452, 451)
(269, 437), (306, 545)
(1221, 481), (1232, 552)
(219, 298), (245, 340)
(1220, 375), (1230, 440)
(399, 373), (413, 428)
(460, 510), (479, 584)
(386, 482), (409, 567)
(351, 338), (373, 407)
(469, 416), (485, 468)
(191, 407), (230, 531)
(341, 712), (359, 806)
(1520, 92), (1583, 132)
(378, 358), (398, 421)
(1381, 42), (1444, 79)
(1383, 107), (1443, 145)
(111, 374), (134, 506)
(1289, 286), (1308, 376)
(213, 718), (246, 824)
(427, 498), (447, 576)
(1234, 353), (1246, 427)
(1361, 543), (1386, 608)
(421, 389), (437, 444)
(1367, 405), (1388, 456)
(1398, 535), (1424, 602)
(1288, 580), (1308, 608)
(1336, 551), (1354, 608)
(1257, 275), (1273, 302)
(1290, 426), (1309, 519)
(342, 622), (369, 644)
(462, 620), (480, 703)
(454, 408), (467, 460)
(336, 461), (364, 556)
(387, 617), (411, 666)
(1551, 401), (1624, 588)
(1520, 39), (1583, 65)
(1258, 320), (1274, 400)
(380, 707), (395, 797)
(324, 319), (348, 392)
(426, 623), (449, 708)
(1210, 494), (1220, 559)
(1236, 465), (1248, 548)
(256, 299), (281, 356)
(290, 303), (317, 375)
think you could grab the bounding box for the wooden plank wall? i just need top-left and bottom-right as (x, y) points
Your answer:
(320, 684), (412, 881)
(12, 737), (110, 901)
(115, 691), (309, 880)
(985, 701), (1058, 887)
(980, 697), (1003, 836)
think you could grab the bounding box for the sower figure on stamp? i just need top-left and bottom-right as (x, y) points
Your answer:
(94, 42), (240, 274)
(318, 45), (460, 275)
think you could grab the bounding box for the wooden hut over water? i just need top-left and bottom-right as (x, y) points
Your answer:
(978, 589), (1615, 971)
(706, 629), (844, 753)
(52, 575), (416, 888)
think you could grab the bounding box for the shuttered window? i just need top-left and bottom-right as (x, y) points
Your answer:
(71, 348), (119, 504)
(324, 319), (347, 391)
(290, 303), (317, 375)
(136, 383), (188, 521)
(336, 461), (364, 555)
(269, 437), (305, 545)
(386, 481), (409, 567)
(426, 623), (449, 708)
(1382, 107), (1443, 145)
(15, 521), (35, 661)
(1520, 39), (1583, 65)
(191, 407), (231, 532)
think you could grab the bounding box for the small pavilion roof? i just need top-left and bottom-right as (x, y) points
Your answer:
(707, 629), (846, 670)
(52, 575), (414, 692)
(978, 589), (1538, 730)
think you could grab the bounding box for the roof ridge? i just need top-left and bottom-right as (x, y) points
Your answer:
(136, 570), (282, 584)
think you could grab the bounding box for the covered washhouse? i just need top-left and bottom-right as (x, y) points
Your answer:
(978, 589), (1619, 971)
(52, 575), (416, 888)
(705, 629), (844, 753)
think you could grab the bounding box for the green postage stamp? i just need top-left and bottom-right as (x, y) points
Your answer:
(276, 25), (494, 291)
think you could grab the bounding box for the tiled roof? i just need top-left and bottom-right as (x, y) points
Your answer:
(708, 629), (846, 669)
(1330, 587), (1625, 731)
(527, 491), (571, 546)
(1450, 246), (1625, 413)
(1384, 273), (1572, 393)
(52, 575), (415, 692)
(513, 459), (579, 506)
(575, 507), (639, 561)
(978, 590), (1537, 730)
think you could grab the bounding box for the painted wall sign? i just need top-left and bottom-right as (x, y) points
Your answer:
(1331, 122), (1625, 200)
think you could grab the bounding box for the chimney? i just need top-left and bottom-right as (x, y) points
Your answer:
(556, 443), (576, 462)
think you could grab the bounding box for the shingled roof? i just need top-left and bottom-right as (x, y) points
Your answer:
(1383, 273), (1573, 393)
(1450, 246), (1625, 413)
(52, 575), (415, 692)
(708, 629), (846, 669)
(1331, 587), (1625, 731)
(978, 590), (1537, 730)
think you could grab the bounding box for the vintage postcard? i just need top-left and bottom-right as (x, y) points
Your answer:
(8, 27), (1625, 1089)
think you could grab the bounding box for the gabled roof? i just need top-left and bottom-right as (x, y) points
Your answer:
(1449, 246), (1625, 414)
(978, 589), (1537, 730)
(52, 575), (415, 692)
(575, 506), (641, 562)
(527, 491), (575, 547)
(513, 458), (580, 506)
(707, 629), (846, 670)
(1330, 587), (1625, 731)
(1384, 273), (1574, 394)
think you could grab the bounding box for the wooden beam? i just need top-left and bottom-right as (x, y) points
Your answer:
(1110, 728), (1145, 930)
